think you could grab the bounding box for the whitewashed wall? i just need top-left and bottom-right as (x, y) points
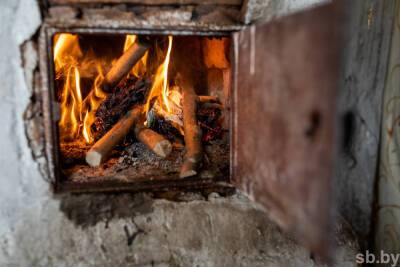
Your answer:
(0, 0), (44, 259)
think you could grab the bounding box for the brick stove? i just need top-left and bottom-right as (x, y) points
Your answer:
(37, 0), (340, 259)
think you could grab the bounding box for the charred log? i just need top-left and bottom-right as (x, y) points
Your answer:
(198, 102), (224, 143)
(93, 77), (150, 140)
(148, 114), (183, 142)
(148, 99), (223, 144)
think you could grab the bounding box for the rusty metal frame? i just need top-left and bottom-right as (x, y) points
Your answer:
(39, 20), (237, 193)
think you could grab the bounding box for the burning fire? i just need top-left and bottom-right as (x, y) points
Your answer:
(81, 66), (107, 143)
(54, 33), (108, 144)
(124, 35), (148, 79)
(55, 33), (180, 144)
(145, 36), (175, 116)
(144, 36), (185, 134)
(54, 33), (151, 144)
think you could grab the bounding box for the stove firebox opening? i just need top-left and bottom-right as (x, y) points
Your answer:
(52, 33), (231, 192)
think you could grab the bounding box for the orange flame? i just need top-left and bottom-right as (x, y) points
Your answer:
(145, 36), (173, 116)
(55, 33), (174, 143)
(123, 35), (137, 51)
(81, 65), (107, 143)
(54, 33), (107, 144)
(54, 33), (81, 72)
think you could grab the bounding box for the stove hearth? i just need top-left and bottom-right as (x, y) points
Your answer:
(52, 32), (231, 192)
(37, 0), (341, 258)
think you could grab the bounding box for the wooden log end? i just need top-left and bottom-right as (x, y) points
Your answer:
(153, 139), (172, 158)
(179, 156), (201, 178)
(85, 149), (103, 167)
(135, 127), (173, 158)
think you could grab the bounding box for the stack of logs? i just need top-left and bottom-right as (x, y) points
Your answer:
(84, 36), (223, 178)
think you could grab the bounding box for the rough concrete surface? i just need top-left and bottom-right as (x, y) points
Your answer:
(0, 0), (359, 266)
(335, 0), (395, 247)
(1, 190), (359, 267)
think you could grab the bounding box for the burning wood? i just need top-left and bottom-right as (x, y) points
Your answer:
(57, 34), (227, 179)
(94, 77), (151, 140)
(86, 105), (142, 167)
(135, 126), (172, 158)
(146, 92), (224, 144)
(177, 74), (203, 178)
(102, 37), (150, 93)
(87, 105), (173, 166)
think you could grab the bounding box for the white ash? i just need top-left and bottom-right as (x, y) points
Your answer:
(65, 140), (229, 183)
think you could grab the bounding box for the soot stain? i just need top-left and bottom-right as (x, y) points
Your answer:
(59, 193), (154, 228)
(305, 110), (321, 141)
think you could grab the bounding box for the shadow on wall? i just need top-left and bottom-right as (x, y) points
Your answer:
(59, 193), (154, 228)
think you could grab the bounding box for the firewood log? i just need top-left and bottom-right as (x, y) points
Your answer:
(135, 126), (172, 158)
(102, 37), (150, 92)
(93, 77), (150, 140)
(86, 105), (142, 167)
(171, 37), (206, 178)
(177, 74), (203, 178)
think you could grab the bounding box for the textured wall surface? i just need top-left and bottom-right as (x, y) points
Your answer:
(240, 0), (327, 24)
(375, 0), (400, 257)
(335, 0), (395, 248)
(0, 0), (359, 266)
